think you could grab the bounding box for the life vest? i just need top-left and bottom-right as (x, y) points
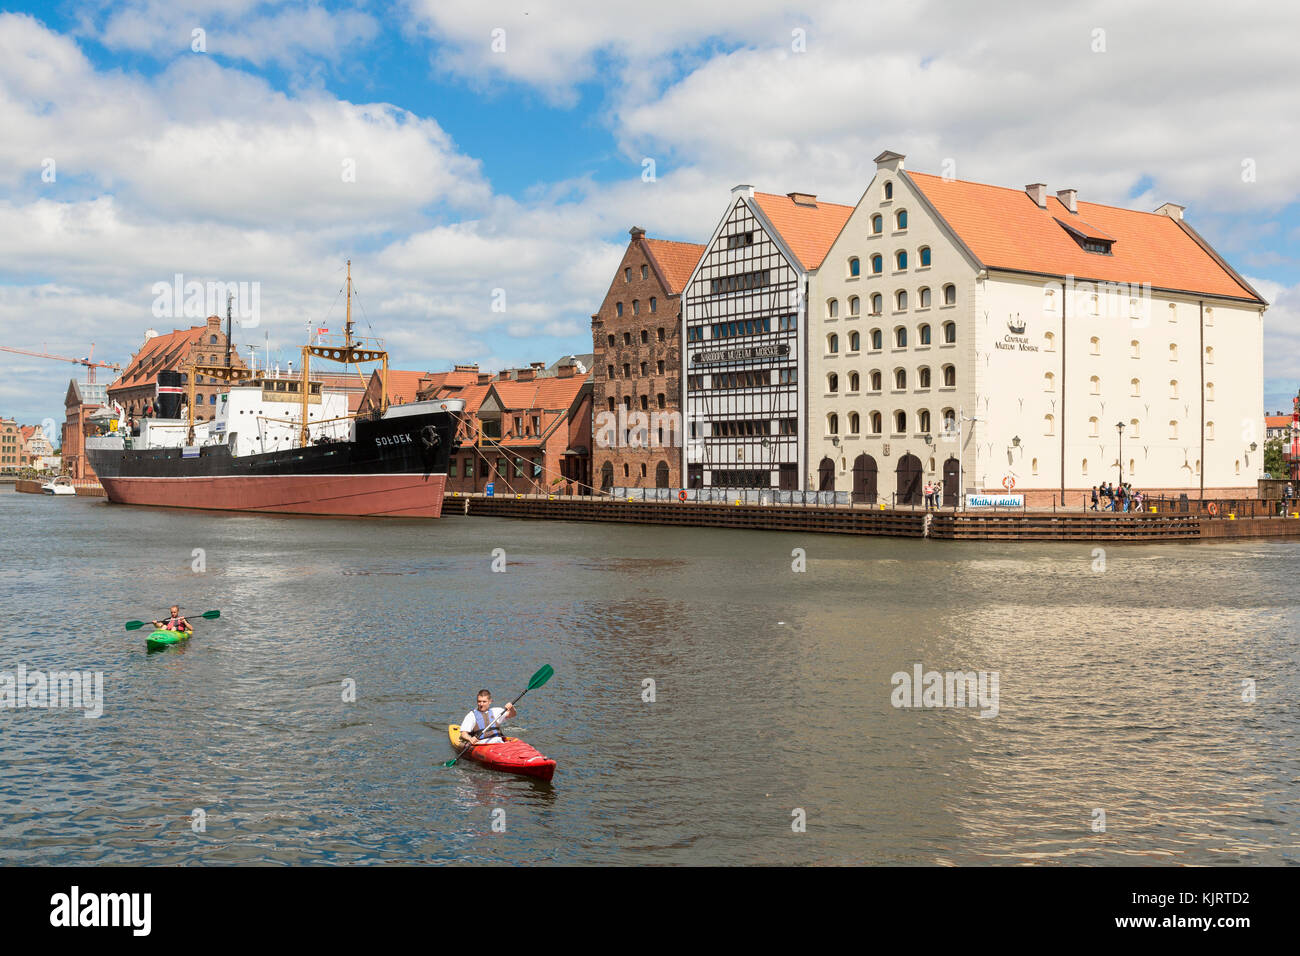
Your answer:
(165, 614), (187, 631)
(472, 708), (504, 741)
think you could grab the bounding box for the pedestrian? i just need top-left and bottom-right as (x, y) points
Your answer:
(1090, 486), (1099, 511)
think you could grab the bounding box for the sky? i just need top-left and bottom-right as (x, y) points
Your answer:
(1, 0), (1298, 430)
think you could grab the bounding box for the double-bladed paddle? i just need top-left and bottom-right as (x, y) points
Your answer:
(443, 664), (554, 768)
(125, 610), (221, 631)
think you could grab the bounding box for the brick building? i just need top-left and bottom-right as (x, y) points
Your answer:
(61, 380), (107, 479)
(0, 418), (19, 472)
(591, 227), (704, 491)
(108, 316), (247, 422)
(429, 361), (593, 496)
(359, 365), (483, 416)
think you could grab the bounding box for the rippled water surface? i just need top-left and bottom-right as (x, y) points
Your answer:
(1, 486), (1296, 864)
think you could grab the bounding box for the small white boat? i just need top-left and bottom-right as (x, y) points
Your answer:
(41, 476), (76, 496)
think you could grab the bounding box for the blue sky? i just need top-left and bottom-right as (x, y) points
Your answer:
(1, 0), (1297, 430)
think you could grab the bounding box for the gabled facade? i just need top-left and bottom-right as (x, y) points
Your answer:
(108, 316), (247, 422)
(810, 150), (1268, 506)
(62, 379), (107, 479)
(592, 228), (703, 491)
(680, 187), (853, 490)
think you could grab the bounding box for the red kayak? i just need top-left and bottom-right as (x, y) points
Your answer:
(447, 725), (556, 782)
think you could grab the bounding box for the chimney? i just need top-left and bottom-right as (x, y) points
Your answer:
(497, 370), (511, 381)
(530, 361), (545, 370)
(1154, 202), (1185, 220)
(1025, 184), (1048, 208)
(787, 192), (817, 206)
(206, 314), (222, 329)
(557, 364), (576, 378)
(516, 368), (535, 382)
(1056, 188), (1078, 214)
(453, 363), (479, 373)
(731, 184), (754, 198)
(629, 226), (646, 241)
(873, 150), (906, 172)
(477, 373), (492, 385)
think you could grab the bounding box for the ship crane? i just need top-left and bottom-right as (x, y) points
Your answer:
(0, 343), (123, 383)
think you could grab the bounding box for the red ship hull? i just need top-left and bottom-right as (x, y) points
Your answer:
(99, 472), (448, 518)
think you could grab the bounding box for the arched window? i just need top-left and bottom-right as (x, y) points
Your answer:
(896, 251), (908, 270)
(872, 214), (883, 234)
(1130, 378), (1140, 397)
(1169, 343), (1178, 361)
(943, 284), (956, 305)
(827, 413), (839, 435)
(827, 298), (839, 318)
(1044, 288), (1056, 312)
(1206, 381), (1215, 401)
(1088, 416), (1099, 438)
(1170, 379), (1179, 399)
(632, 300), (640, 315)
(1044, 331), (1056, 352)
(871, 328), (883, 350)
(848, 257), (860, 277)
(1090, 336), (1100, 355)
(1130, 339), (1140, 359)
(919, 287), (932, 309)
(849, 296), (860, 316)
(942, 321), (956, 344)
(1206, 420), (1215, 440)
(209, 335), (218, 344)
(871, 293), (883, 314)
(895, 411), (907, 434)
(896, 210), (908, 229)
(848, 372), (860, 392)
(871, 254), (883, 274)
(883, 181), (893, 200)
(849, 331), (860, 351)
(1169, 420), (1179, 439)
(895, 326), (907, 347)
(1205, 346), (1214, 364)
(1129, 418), (1140, 438)
(894, 368), (907, 390)
(942, 365), (956, 387)
(919, 409), (931, 433)
(1044, 414), (1054, 436)
(1081, 458), (1088, 476)
(849, 412), (860, 434)
(827, 334), (839, 353)
(896, 290), (908, 311)
(650, 297), (657, 312)
(870, 370), (882, 391)
(1089, 375), (1100, 395)
(1044, 371), (1055, 392)
(870, 411), (883, 434)
(827, 373), (839, 393)
(919, 366), (931, 388)
(1031, 457), (1038, 475)
(919, 323), (931, 344)
(919, 246), (931, 267)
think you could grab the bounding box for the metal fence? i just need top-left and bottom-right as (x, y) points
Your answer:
(610, 487), (852, 506)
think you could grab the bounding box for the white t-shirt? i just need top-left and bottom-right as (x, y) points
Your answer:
(461, 707), (507, 744)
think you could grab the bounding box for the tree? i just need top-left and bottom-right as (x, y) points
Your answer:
(1264, 436), (1289, 479)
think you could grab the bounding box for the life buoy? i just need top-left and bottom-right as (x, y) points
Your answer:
(1206, 501), (1219, 516)
(678, 490), (688, 502)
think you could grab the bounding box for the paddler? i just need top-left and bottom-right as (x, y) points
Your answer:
(152, 606), (191, 632)
(459, 690), (516, 747)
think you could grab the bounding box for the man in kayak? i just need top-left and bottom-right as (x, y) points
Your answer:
(152, 606), (191, 632)
(460, 690), (516, 747)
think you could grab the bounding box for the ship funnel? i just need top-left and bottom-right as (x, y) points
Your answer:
(156, 370), (183, 419)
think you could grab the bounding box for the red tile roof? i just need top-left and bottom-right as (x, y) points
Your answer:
(752, 192), (855, 270)
(906, 171), (1263, 302)
(644, 239), (706, 294)
(110, 326), (207, 390)
(1266, 415), (1292, 428)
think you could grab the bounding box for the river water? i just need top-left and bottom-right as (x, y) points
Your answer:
(1, 486), (1296, 865)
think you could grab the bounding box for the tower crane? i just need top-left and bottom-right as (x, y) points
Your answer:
(0, 343), (123, 383)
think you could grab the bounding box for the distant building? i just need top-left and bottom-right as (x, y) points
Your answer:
(1265, 413), (1293, 441)
(21, 425), (53, 469)
(592, 227), (704, 491)
(108, 316), (247, 422)
(0, 418), (20, 473)
(62, 380), (107, 479)
(428, 361), (593, 495)
(359, 366), (483, 416)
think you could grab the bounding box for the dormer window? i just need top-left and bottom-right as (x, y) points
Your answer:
(1055, 216), (1115, 255)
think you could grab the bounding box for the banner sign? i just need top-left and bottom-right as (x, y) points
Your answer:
(692, 344), (789, 365)
(966, 493), (1023, 507)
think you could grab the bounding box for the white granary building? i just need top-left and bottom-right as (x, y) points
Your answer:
(808, 151), (1267, 506)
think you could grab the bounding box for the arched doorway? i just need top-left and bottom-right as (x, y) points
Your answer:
(655, 460), (669, 488)
(942, 457), (960, 507)
(896, 453), (922, 505)
(818, 457), (835, 491)
(600, 461), (614, 491)
(852, 454), (877, 504)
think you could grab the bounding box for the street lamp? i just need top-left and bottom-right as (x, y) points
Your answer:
(958, 407), (979, 509)
(1116, 421), (1125, 486)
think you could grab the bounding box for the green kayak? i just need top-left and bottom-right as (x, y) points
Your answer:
(146, 628), (193, 651)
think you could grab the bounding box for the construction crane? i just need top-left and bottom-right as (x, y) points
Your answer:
(0, 343), (123, 383)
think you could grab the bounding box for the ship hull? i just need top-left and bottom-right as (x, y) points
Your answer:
(85, 406), (456, 518)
